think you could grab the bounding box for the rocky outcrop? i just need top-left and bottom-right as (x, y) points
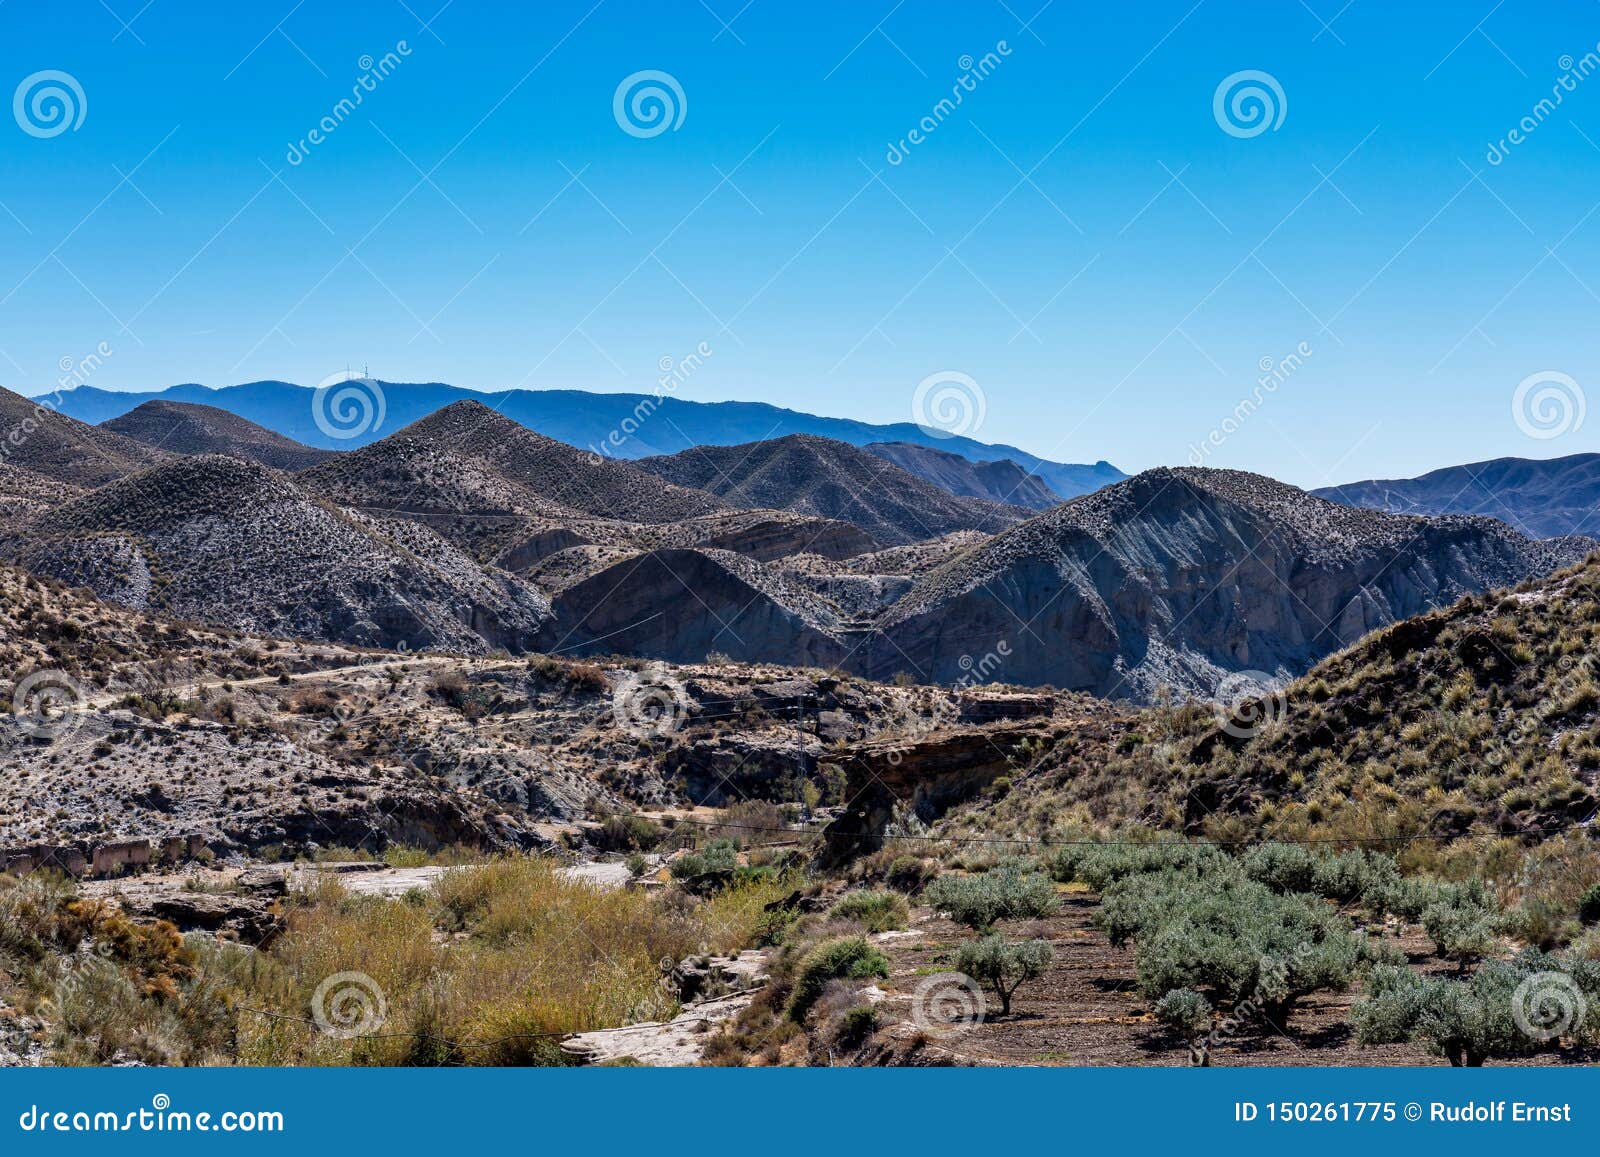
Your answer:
(819, 720), (1053, 863)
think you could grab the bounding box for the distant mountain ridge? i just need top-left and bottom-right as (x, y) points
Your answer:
(48, 380), (1125, 501)
(1314, 453), (1600, 539)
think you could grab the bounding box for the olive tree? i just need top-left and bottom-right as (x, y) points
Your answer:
(953, 934), (1054, 1017)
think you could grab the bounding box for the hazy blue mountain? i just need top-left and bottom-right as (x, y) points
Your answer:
(1314, 453), (1600, 540)
(51, 380), (1125, 501)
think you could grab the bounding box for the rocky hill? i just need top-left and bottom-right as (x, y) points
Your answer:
(104, 399), (336, 470)
(7, 454), (551, 653)
(950, 551), (1600, 855)
(0, 385), (164, 487)
(302, 400), (724, 527)
(864, 441), (1063, 509)
(1316, 453), (1600, 539)
(862, 467), (1593, 700)
(539, 547), (851, 667)
(637, 434), (1028, 546)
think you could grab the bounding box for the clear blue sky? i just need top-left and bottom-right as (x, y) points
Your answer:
(2, 0), (1598, 485)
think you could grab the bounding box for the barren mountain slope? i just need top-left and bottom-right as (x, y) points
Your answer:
(104, 399), (337, 470)
(636, 434), (1030, 546)
(303, 400), (725, 525)
(944, 552), (1600, 853)
(0, 385), (165, 487)
(538, 547), (852, 667)
(864, 440), (1063, 509)
(862, 467), (1594, 700)
(7, 454), (551, 653)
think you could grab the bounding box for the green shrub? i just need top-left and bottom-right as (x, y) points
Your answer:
(669, 839), (740, 884)
(924, 861), (1058, 931)
(953, 934), (1054, 1017)
(786, 936), (890, 1022)
(1241, 842), (1316, 894)
(1050, 842), (1227, 891)
(1240, 843), (1400, 911)
(1355, 954), (1600, 1066)
(1500, 898), (1574, 952)
(1154, 987), (1213, 1065)
(1422, 898), (1497, 970)
(1579, 884), (1600, 926)
(886, 856), (938, 894)
(1099, 870), (1361, 1027)
(828, 890), (909, 933)
(593, 815), (665, 853)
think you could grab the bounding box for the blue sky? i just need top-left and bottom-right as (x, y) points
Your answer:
(2, 0), (1598, 485)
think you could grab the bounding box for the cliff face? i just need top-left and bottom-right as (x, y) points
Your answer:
(859, 468), (1593, 700)
(539, 548), (850, 668)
